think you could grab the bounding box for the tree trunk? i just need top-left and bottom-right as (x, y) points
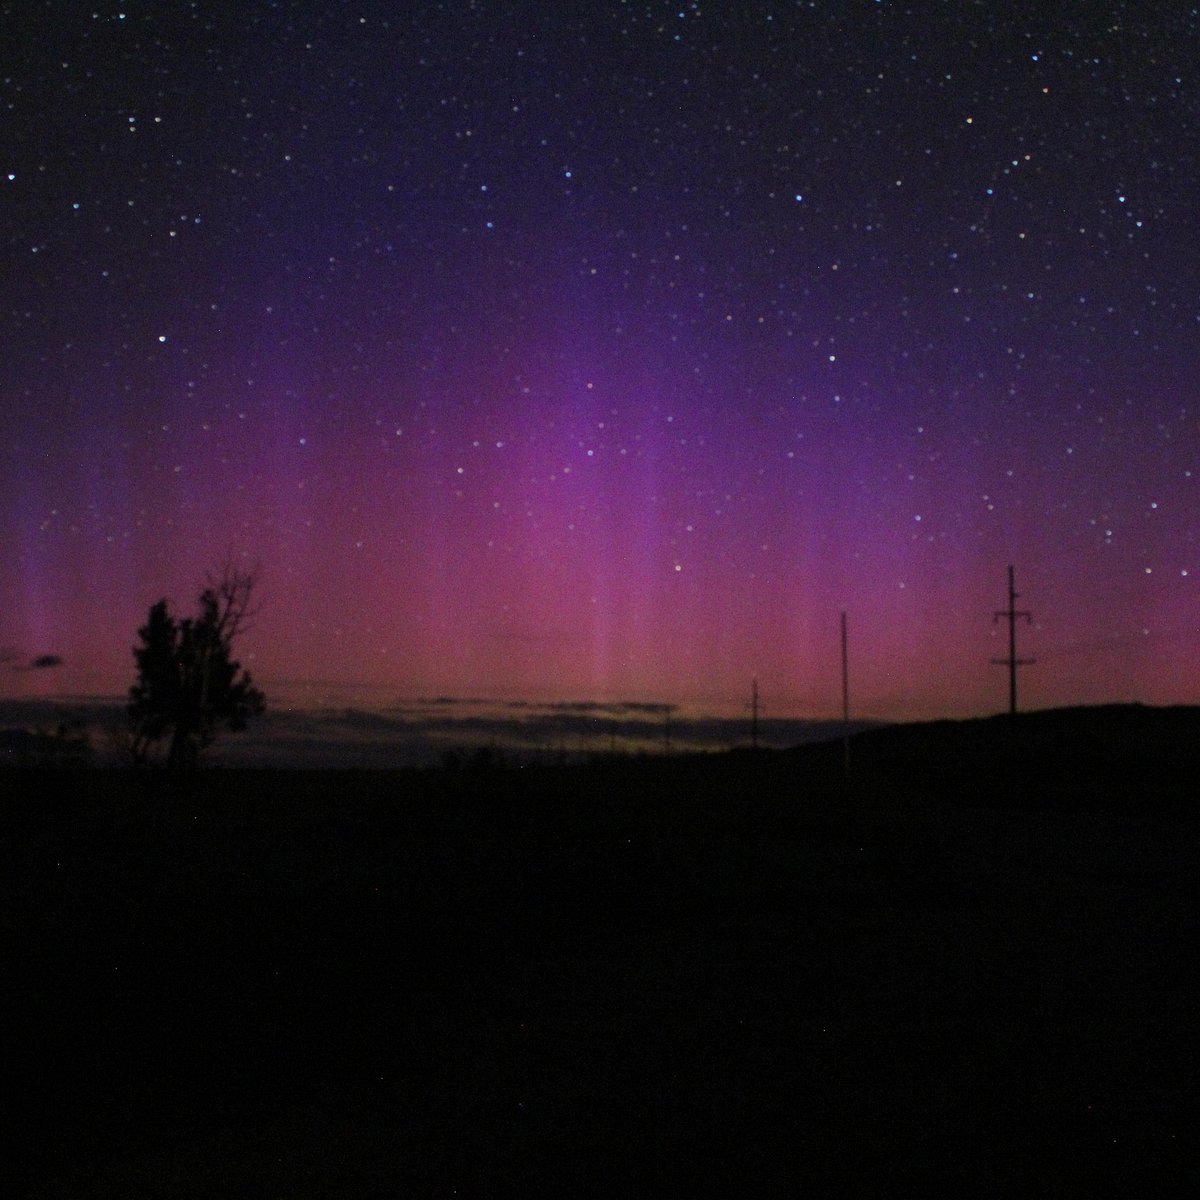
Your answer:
(168, 724), (197, 771)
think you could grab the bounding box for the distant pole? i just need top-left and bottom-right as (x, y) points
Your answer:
(750, 678), (761, 751)
(841, 610), (851, 779)
(663, 708), (671, 755)
(992, 564), (1036, 715)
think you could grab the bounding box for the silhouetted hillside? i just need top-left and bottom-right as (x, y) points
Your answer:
(823, 703), (1200, 816)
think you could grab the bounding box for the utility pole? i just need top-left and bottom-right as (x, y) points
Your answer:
(748, 677), (762, 750)
(841, 610), (851, 780)
(992, 564), (1036, 715)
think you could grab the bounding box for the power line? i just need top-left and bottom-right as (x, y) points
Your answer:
(841, 610), (851, 780)
(747, 677), (762, 750)
(992, 564), (1036, 715)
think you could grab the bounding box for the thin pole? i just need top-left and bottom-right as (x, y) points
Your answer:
(750, 678), (760, 750)
(992, 564), (1036, 715)
(841, 610), (850, 779)
(1008, 569), (1017, 712)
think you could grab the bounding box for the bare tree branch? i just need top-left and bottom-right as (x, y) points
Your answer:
(204, 560), (262, 645)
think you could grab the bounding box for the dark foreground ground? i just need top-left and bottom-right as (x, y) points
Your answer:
(4, 707), (1198, 1196)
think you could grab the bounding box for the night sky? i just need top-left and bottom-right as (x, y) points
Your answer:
(3, 2), (1198, 721)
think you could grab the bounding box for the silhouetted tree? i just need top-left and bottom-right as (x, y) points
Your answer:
(128, 566), (266, 769)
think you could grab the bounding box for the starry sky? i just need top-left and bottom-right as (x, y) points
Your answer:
(3, 1), (1197, 722)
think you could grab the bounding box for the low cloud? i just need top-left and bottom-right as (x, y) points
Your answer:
(0, 695), (884, 769)
(4, 651), (65, 671)
(541, 700), (676, 716)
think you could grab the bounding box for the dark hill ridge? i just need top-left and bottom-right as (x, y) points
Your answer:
(804, 703), (1200, 816)
(487, 702), (1199, 816)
